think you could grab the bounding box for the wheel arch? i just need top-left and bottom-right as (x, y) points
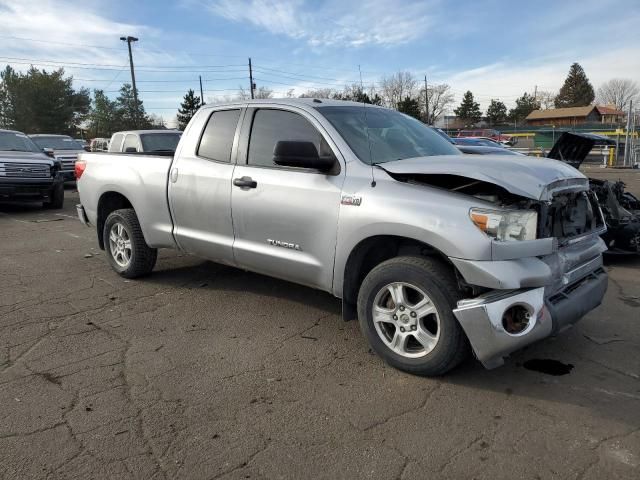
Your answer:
(96, 191), (134, 249)
(340, 235), (456, 319)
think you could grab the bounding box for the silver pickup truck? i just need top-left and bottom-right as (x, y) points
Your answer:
(76, 99), (608, 375)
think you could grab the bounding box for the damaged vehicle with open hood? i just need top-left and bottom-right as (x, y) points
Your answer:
(547, 132), (640, 254)
(76, 99), (608, 375)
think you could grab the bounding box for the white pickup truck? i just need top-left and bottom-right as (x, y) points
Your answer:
(76, 99), (608, 375)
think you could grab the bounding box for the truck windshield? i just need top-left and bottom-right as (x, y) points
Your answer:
(316, 106), (460, 164)
(0, 131), (41, 152)
(140, 133), (182, 152)
(31, 136), (78, 150)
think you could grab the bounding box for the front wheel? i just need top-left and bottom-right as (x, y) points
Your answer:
(43, 182), (64, 209)
(357, 256), (469, 376)
(103, 209), (157, 278)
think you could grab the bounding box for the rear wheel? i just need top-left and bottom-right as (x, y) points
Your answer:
(103, 209), (157, 278)
(357, 256), (469, 376)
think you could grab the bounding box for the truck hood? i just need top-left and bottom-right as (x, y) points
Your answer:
(0, 150), (54, 165)
(379, 154), (588, 201)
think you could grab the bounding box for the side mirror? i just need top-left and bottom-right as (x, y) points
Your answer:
(273, 141), (335, 172)
(43, 147), (55, 157)
(124, 146), (137, 153)
(83, 145), (91, 152)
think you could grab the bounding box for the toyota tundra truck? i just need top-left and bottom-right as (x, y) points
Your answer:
(75, 99), (608, 375)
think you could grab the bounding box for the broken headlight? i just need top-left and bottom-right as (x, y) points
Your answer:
(470, 208), (537, 241)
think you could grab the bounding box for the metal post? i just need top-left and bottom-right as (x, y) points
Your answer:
(248, 57), (255, 99)
(199, 75), (205, 105)
(120, 36), (139, 126)
(624, 100), (632, 167)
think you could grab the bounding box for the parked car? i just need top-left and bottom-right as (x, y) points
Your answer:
(108, 130), (182, 154)
(453, 137), (505, 148)
(458, 129), (516, 146)
(90, 138), (110, 152)
(75, 138), (90, 151)
(29, 134), (84, 182)
(0, 129), (64, 208)
(547, 132), (640, 254)
(456, 145), (525, 155)
(77, 99), (607, 375)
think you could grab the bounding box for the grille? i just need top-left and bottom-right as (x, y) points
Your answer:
(56, 155), (77, 171)
(0, 162), (51, 179)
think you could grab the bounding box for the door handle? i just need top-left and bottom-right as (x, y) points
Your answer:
(170, 168), (178, 183)
(233, 176), (257, 189)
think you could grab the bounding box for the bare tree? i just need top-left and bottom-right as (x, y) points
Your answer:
(536, 90), (556, 110)
(299, 88), (337, 98)
(418, 83), (454, 123)
(380, 71), (417, 109)
(597, 79), (640, 111)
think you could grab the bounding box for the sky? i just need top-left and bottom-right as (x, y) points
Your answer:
(1, 0), (639, 128)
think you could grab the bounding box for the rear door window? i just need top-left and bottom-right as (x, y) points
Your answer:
(197, 109), (241, 162)
(109, 134), (124, 152)
(123, 134), (139, 152)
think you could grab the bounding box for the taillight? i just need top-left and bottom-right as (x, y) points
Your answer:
(75, 160), (87, 179)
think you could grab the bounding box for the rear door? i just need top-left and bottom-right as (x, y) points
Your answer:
(168, 107), (244, 265)
(230, 106), (345, 291)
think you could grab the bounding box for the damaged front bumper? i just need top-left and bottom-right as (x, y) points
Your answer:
(451, 234), (608, 369)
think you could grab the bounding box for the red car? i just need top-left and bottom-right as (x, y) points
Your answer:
(457, 129), (516, 146)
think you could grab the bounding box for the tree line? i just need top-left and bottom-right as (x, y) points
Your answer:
(1, 62), (637, 137)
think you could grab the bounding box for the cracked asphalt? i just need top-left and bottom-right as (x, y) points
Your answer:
(1, 170), (639, 480)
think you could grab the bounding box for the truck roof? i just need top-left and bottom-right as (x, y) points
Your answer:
(111, 129), (182, 135)
(29, 134), (72, 137)
(201, 98), (389, 110)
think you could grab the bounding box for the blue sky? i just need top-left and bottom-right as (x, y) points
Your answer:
(1, 0), (639, 127)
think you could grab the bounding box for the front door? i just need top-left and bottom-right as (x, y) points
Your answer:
(231, 107), (344, 291)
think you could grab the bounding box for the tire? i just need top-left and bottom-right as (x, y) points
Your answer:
(43, 182), (64, 209)
(103, 209), (157, 278)
(357, 256), (469, 376)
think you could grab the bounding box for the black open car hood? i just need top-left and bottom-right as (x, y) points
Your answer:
(547, 132), (615, 169)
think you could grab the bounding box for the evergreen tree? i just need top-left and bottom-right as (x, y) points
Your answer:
(554, 63), (595, 108)
(396, 96), (421, 120)
(486, 99), (507, 126)
(115, 83), (150, 130)
(87, 89), (120, 138)
(509, 92), (540, 124)
(0, 65), (90, 134)
(177, 89), (201, 130)
(453, 91), (482, 126)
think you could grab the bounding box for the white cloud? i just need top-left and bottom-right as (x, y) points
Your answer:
(203, 0), (437, 47)
(434, 47), (640, 110)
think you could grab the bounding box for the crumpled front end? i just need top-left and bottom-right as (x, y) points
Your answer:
(450, 187), (609, 369)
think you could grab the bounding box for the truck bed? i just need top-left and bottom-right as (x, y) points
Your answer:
(77, 152), (177, 248)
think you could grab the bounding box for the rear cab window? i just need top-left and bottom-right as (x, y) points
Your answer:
(109, 134), (124, 152)
(197, 110), (241, 162)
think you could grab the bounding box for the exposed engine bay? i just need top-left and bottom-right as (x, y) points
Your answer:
(385, 171), (603, 244)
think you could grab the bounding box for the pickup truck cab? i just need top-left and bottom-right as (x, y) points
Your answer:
(76, 99), (608, 375)
(108, 130), (182, 154)
(0, 129), (65, 208)
(29, 134), (84, 182)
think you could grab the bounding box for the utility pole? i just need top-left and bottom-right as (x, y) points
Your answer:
(624, 100), (633, 166)
(120, 36), (139, 126)
(534, 85), (537, 100)
(424, 75), (429, 124)
(248, 57), (255, 99)
(199, 75), (205, 105)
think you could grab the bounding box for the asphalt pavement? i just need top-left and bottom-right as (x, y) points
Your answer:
(1, 173), (639, 480)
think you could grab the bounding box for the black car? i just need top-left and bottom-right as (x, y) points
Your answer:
(0, 129), (65, 209)
(547, 132), (640, 254)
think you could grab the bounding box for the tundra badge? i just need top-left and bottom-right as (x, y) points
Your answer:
(268, 239), (301, 251)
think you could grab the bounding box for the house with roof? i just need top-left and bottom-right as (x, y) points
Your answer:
(526, 105), (625, 126)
